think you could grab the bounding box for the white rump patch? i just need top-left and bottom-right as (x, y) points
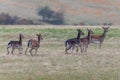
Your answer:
(91, 39), (101, 44)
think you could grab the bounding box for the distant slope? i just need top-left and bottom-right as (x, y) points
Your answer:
(0, 0), (120, 25)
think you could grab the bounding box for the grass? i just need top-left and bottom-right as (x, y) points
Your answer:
(0, 25), (120, 80)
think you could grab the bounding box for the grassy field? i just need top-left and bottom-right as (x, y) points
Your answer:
(0, 25), (120, 80)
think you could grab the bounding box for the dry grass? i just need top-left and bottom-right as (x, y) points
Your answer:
(0, 25), (120, 80)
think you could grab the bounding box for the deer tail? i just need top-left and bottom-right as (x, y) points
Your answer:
(7, 41), (12, 48)
(65, 40), (69, 48)
(27, 40), (32, 47)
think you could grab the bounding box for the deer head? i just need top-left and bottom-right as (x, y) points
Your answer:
(19, 33), (24, 39)
(77, 29), (84, 35)
(87, 28), (94, 34)
(36, 33), (43, 40)
(102, 26), (109, 32)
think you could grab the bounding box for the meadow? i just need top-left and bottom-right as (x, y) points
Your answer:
(0, 25), (120, 80)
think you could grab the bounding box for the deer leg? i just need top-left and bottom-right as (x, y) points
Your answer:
(76, 45), (79, 52)
(18, 48), (23, 54)
(25, 47), (29, 55)
(65, 48), (68, 53)
(99, 43), (102, 49)
(85, 45), (88, 52)
(29, 48), (33, 56)
(35, 48), (38, 55)
(17, 46), (23, 54)
(7, 47), (10, 55)
(79, 45), (83, 53)
(71, 45), (75, 53)
(65, 45), (72, 54)
(11, 48), (15, 55)
(7, 44), (12, 55)
(82, 46), (85, 53)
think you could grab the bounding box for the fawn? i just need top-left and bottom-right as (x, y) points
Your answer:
(79, 28), (94, 53)
(7, 34), (24, 55)
(65, 29), (84, 54)
(25, 33), (43, 56)
(90, 27), (109, 48)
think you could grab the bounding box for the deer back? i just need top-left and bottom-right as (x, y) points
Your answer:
(28, 39), (40, 48)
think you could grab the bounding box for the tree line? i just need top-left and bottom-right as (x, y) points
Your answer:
(0, 13), (33, 25)
(0, 6), (65, 25)
(0, 6), (113, 25)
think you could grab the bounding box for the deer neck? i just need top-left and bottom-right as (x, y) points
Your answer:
(87, 31), (91, 41)
(77, 32), (81, 40)
(102, 30), (107, 38)
(19, 36), (22, 45)
(38, 36), (40, 44)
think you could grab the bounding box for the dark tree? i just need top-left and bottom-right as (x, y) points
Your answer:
(38, 6), (54, 21)
(38, 6), (65, 25)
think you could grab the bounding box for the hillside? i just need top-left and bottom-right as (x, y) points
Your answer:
(0, 0), (120, 25)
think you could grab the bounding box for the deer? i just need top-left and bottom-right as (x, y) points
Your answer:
(25, 33), (43, 56)
(65, 29), (84, 54)
(7, 34), (24, 55)
(90, 26), (109, 48)
(79, 28), (94, 53)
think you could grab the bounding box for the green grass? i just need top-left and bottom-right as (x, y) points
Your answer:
(0, 26), (120, 80)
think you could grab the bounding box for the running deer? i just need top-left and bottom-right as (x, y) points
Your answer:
(25, 33), (43, 56)
(7, 34), (24, 55)
(65, 29), (84, 54)
(79, 28), (94, 53)
(90, 27), (109, 48)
